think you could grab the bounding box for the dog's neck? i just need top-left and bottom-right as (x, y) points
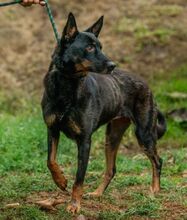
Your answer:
(52, 46), (87, 79)
(44, 62), (83, 115)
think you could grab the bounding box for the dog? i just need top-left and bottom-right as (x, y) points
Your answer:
(41, 13), (166, 214)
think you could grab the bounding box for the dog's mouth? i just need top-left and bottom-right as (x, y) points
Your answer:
(74, 60), (115, 75)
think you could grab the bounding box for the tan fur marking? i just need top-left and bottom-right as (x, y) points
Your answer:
(68, 118), (81, 134)
(81, 59), (92, 68)
(72, 184), (83, 201)
(50, 137), (58, 161)
(151, 161), (160, 193)
(69, 27), (76, 37)
(75, 59), (92, 74)
(89, 146), (118, 197)
(140, 145), (161, 193)
(67, 184), (83, 213)
(48, 137), (67, 190)
(75, 63), (83, 72)
(65, 26), (77, 39)
(48, 161), (67, 190)
(45, 114), (56, 127)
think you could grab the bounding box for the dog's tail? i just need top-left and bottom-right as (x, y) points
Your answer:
(157, 109), (167, 139)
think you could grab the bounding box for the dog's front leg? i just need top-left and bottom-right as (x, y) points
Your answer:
(47, 128), (68, 191)
(67, 136), (91, 214)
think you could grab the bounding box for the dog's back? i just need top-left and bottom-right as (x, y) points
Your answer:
(79, 68), (151, 123)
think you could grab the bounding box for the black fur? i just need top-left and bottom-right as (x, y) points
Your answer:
(41, 13), (166, 213)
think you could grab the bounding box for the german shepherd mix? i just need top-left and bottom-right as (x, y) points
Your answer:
(41, 13), (166, 213)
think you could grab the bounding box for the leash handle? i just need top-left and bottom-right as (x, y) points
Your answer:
(0, 0), (60, 45)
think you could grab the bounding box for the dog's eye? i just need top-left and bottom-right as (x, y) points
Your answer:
(86, 44), (95, 52)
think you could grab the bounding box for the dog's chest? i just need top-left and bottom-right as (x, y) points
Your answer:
(44, 112), (82, 138)
(60, 115), (82, 139)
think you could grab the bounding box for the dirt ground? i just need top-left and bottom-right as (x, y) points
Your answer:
(0, 0), (187, 98)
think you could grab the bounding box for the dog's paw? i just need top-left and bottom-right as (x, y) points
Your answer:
(150, 185), (160, 194)
(66, 201), (80, 214)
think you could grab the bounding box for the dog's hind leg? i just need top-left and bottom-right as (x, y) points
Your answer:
(88, 117), (130, 197)
(143, 144), (162, 193)
(134, 93), (162, 193)
(136, 127), (162, 193)
(47, 128), (67, 191)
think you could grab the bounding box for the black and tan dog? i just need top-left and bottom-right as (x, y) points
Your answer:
(41, 13), (166, 213)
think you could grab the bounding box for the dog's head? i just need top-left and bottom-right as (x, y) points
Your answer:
(54, 13), (116, 77)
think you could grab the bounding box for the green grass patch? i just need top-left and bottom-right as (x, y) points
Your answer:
(116, 17), (175, 50)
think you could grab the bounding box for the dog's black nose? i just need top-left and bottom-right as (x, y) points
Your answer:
(106, 61), (116, 72)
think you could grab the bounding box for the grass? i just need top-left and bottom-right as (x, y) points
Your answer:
(0, 67), (187, 219)
(151, 5), (184, 17)
(115, 2), (186, 56)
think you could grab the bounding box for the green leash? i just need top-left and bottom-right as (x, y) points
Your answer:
(0, 0), (21, 6)
(0, 0), (60, 45)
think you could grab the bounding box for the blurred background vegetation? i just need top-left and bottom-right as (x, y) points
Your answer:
(0, 0), (187, 219)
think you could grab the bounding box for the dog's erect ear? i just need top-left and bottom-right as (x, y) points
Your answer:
(85, 16), (104, 37)
(62, 12), (78, 41)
